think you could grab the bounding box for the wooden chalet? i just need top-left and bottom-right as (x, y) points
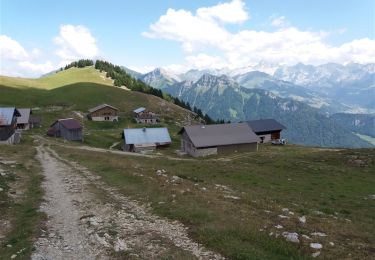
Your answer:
(123, 127), (171, 152)
(0, 107), (21, 144)
(47, 118), (83, 141)
(179, 123), (260, 157)
(87, 104), (119, 122)
(246, 119), (286, 143)
(133, 107), (159, 124)
(16, 108), (31, 130)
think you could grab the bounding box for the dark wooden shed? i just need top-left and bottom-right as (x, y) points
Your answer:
(47, 118), (83, 141)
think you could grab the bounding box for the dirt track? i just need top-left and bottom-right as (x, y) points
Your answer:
(32, 145), (222, 259)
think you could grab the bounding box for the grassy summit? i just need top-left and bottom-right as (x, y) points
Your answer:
(0, 66), (113, 90)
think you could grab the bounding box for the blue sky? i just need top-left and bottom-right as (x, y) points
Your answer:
(1, 0), (374, 77)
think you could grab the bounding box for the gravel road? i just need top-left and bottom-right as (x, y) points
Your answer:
(32, 145), (222, 259)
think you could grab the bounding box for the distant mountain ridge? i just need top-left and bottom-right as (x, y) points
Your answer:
(164, 73), (372, 148)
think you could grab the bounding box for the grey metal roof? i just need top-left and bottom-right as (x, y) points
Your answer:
(124, 127), (171, 145)
(88, 103), (118, 113)
(180, 123), (260, 148)
(0, 107), (21, 126)
(16, 108), (31, 124)
(133, 107), (146, 114)
(246, 119), (286, 133)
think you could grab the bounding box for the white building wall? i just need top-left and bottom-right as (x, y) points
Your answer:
(91, 116), (119, 122)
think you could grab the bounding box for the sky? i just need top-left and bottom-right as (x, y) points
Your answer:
(1, 0), (374, 77)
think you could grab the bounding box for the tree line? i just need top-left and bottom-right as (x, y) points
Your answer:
(61, 59), (226, 124)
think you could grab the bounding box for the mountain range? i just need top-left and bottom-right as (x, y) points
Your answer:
(129, 62), (375, 148)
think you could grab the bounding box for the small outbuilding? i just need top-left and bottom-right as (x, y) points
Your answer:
(133, 107), (159, 124)
(47, 118), (83, 141)
(246, 119), (286, 143)
(179, 123), (260, 157)
(123, 127), (171, 152)
(29, 115), (42, 128)
(87, 104), (119, 122)
(16, 108), (32, 130)
(0, 107), (21, 144)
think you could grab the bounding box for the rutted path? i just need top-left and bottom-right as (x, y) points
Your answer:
(32, 145), (223, 259)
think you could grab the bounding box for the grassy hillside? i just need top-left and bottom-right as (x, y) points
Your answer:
(0, 67), (198, 149)
(0, 66), (113, 90)
(55, 143), (375, 259)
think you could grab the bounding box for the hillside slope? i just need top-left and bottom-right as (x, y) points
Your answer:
(0, 66), (113, 90)
(0, 67), (199, 149)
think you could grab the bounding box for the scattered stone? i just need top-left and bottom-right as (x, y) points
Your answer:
(313, 210), (324, 215)
(259, 228), (264, 232)
(282, 232), (299, 243)
(114, 238), (128, 252)
(48, 233), (55, 238)
(299, 216), (306, 224)
(11, 254), (17, 259)
(345, 218), (351, 222)
(224, 195), (240, 200)
(275, 225), (283, 229)
(0, 160), (17, 165)
(302, 234), (311, 240)
(368, 195), (375, 200)
(88, 216), (103, 226)
(288, 211), (294, 215)
(329, 242), (335, 246)
(311, 232), (327, 237)
(310, 243), (323, 249)
(282, 208), (289, 212)
(0, 187), (3, 192)
(171, 175), (182, 183)
(6, 244), (12, 248)
(264, 210), (271, 214)
(278, 215), (290, 219)
(312, 251), (321, 258)
(156, 169), (167, 175)
(95, 234), (110, 247)
(201, 187), (207, 191)
(269, 232), (274, 236)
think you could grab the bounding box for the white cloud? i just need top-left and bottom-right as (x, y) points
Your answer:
(18, 61), (54, 74)
(271, 16), (288, 28)
(0, 24), (100, 77)
(196, 0), (248, 24)
(54, 24), (99, 61)
(185, 53), (226, 70)
(0, 35), (29, 60)
(144, 0), (375, 70)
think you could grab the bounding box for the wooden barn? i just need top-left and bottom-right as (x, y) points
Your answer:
(133, 107), (159, 124)
(123, 127), (171, 152)
(16, 108), (31, 130)
(0, 107), (21, 144)
(87, 104), (119, 122)
(47, 118), (83, 141)
(246, 119), (286, 143)
(179, 123), (260, 157)
(29, 115), (42, 128)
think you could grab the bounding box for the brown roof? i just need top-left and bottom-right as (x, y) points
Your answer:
(179, 123), (260, 148)
(88, 104), (118, 113)
(51, 118), (82, 130)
